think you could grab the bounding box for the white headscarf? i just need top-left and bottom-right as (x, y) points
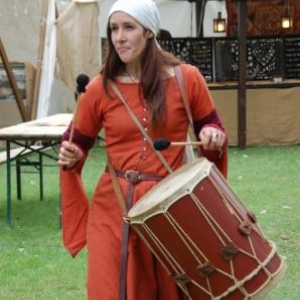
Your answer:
(108, 0), (161, 37)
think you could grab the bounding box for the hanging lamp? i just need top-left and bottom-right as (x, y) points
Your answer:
(213, 11), (226, 33)
(282, 0), (293, 29)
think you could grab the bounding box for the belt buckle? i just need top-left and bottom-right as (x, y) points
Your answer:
(124, 170), (134, 181)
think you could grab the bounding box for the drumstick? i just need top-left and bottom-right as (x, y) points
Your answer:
(68, 74), (90, 143)
(153, 138), (203, 151)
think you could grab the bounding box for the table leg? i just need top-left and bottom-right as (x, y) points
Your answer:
(6, 141), (11, 227)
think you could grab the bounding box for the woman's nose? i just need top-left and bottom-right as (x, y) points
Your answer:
(116, 29), (125, 41)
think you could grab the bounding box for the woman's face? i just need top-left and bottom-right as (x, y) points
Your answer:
(109, 12), (153, 66)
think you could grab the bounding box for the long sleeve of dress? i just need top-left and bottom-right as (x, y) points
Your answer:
(60, 77), (104, 257)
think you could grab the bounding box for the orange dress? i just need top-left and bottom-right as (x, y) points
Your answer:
(60, 64), (228, 300)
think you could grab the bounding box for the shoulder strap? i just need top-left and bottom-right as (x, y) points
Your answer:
(174, 65), (193, 127)
(174, 65), (199, 161)
(108, 80), (173, 174)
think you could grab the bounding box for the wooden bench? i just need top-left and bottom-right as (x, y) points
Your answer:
(0, 146), (43, 164)
(0, 145), (44, 200)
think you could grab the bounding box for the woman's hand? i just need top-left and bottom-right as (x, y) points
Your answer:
(58, 141), (83, 169)
(199, 127), (226, 151)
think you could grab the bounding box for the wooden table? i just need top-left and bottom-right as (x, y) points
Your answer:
(0, 113), (72, 227)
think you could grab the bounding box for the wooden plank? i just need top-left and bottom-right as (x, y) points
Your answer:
(0, 38), (29, 121)
(0, 113), (72, 141)
(0, 146), (43, 165)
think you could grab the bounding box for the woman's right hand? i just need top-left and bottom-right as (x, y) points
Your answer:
(58, 140), (83, 169)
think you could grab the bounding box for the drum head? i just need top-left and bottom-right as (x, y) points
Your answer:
(128, 158), (212, 221)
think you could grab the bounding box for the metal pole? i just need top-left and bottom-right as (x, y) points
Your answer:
(237, 0), (247, 149)
(6, 141), (12, 227)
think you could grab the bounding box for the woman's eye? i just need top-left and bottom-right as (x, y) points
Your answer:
(124, 24), (134, 30)
(110, 23), (135, 32)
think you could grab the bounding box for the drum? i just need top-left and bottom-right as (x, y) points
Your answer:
(126, 158), (286, 300)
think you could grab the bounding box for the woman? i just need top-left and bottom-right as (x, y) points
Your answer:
(58, 0), (228, 299)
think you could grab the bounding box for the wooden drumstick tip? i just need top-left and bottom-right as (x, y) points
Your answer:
(68, 74), (90, 143)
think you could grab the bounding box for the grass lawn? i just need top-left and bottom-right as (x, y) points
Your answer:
(0, 145), (299, 299)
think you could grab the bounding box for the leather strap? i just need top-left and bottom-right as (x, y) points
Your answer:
(174, 65), (193, 127)
(106, 158), (129, 300)
(108, 80), (173, 175)
(107, 158), (127, 215)
(174, 65), (202, 159)
(118, 187), (131, 300)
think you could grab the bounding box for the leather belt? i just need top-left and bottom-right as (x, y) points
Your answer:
(112, 168), (165, 184)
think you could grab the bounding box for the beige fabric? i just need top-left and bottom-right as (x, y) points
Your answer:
(74, 0), (98, 2)
(55, 1), (100, 92)
(211, 85), (300, 146)
(0, 0), (42, 65)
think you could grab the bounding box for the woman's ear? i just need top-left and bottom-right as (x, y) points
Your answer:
(145, 30), (154, 39)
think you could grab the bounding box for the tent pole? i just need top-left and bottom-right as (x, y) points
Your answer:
(237, 0), (247, 149)
(31, 0), (49, 120)
(196, 0), (207, 37)
(0, 37), (29, 122)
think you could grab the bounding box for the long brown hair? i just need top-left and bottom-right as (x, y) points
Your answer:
(101, 25), (182, 128)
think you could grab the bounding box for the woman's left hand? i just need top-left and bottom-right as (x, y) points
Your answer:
(199, 127), (226, 151)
